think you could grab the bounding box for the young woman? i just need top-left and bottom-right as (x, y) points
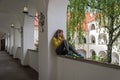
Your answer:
(52, 29), (84, 58)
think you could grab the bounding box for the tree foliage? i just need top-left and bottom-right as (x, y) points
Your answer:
(67, 0), (87, 45)
(67, 0), (120, 63)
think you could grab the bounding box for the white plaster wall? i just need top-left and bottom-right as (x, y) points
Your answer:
(47, 0), (68, 80)
(22, 14), (34, 65)
(29, 0), (49, 80)
(30, 0), (68, 79)
(57, 57), (120, 80)
(9, 28), (14, 55)
(16, 47), (22, 60)
(8, 32), (11, 53)
(28, 1), (120, 80)
(28, 50), (38, 72)
(89, 45), (107, 56)
(80, 44), (107, 58)
(7, 34), (10, 52)
(13, 29), (21, 58)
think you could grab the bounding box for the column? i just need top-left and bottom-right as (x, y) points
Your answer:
(33, 0), (68, 80)
(9, 28), (14, 55)
(13, 28), (21, 58)
(21, 8), (35, 65)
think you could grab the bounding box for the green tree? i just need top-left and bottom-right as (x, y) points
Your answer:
(67, 0), (120, 63)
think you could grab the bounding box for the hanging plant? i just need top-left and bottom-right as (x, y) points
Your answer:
(67, 0), (87, 46)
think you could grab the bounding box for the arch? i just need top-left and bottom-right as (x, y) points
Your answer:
(82, 36), (86, 43)
(112, 52), (119, 65)
(98, 33), (107, 44)
(90, 49), (96, 60)
(99, 51), (107, 58)
(90, 35), (96, 44)
(90, 24), (95, 30)
(77, 49), (86, 58)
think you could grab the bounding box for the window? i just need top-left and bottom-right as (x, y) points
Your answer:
(91, 24), (95, 30)
(34, 12), (39, 50)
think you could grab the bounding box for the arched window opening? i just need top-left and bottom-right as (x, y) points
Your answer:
(112, 53), (119, 65)
(99, 51), (107, 58)
(34, 12), (39, 50)
(90, 50), (96, 60)
(91, 24), (95, 30)
(98, 51), (107, 62)
(77, 49), (86, 58)
(98, 33), (107, 44)
(90, 35), (96, 44)
(82, 36), (86, 43)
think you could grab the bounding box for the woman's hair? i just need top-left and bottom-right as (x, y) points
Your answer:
(53, 29), (64, 39)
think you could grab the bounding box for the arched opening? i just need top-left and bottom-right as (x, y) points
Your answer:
(90, 49), (96, 60)
(34, 12), (39, 50)
(1, 39), (5, 51)
(90, 24), (95, 30)
(90, 35), (96, 44)
(82, 36), (86, 43)
(99, 51), (107, 62)
(112, 52), (119, 65)
(98, 33), (107, 44)
(99, 51), (107, 58)
(77, 49), (86, 58)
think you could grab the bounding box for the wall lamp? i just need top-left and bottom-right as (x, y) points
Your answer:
(23, 6), (45, 32)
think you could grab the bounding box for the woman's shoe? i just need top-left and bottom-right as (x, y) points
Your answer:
(76, 54), (84, 58)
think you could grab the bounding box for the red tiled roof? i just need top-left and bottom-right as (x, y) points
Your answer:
(83, 12), (96, 31)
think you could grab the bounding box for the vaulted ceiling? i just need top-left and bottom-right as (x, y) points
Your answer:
(0, 0), (29, 36)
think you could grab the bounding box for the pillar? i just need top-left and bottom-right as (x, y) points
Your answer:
(21, 7), (35, 65)
(13, 27), (21, 58)
(9, 28), (14, 55)
(33, 0), (68, 80)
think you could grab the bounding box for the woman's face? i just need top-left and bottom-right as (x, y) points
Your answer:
(58, 31), (63, 37)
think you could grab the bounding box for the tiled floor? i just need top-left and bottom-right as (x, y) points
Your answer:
(0, 51), (38, 80)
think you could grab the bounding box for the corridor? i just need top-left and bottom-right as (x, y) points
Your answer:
(0, 51), (38, 80)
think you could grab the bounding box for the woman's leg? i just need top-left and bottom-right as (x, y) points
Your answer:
(63, 40), (69, 51)
(69, 45), (79, 54)
(69, 45), (83, 58)
(56, 40), (69, 55)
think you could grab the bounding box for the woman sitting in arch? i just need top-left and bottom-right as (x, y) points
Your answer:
(52, 29), (84, 58)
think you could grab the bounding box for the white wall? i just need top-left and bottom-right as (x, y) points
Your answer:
(57, 57), (120, 80)
(9, 28), (14, 55)
(13, 29), (21, 58)
(22, 17), (34, 65)
(32, 0), (68, 80)
(28, 50), (39, 72)
(16, 47), (22, 60)
(5, 34), (8, 51)
(21, 8), (35, 65)
(47, 0), (68, 80)
(22, 1), (120, 80)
